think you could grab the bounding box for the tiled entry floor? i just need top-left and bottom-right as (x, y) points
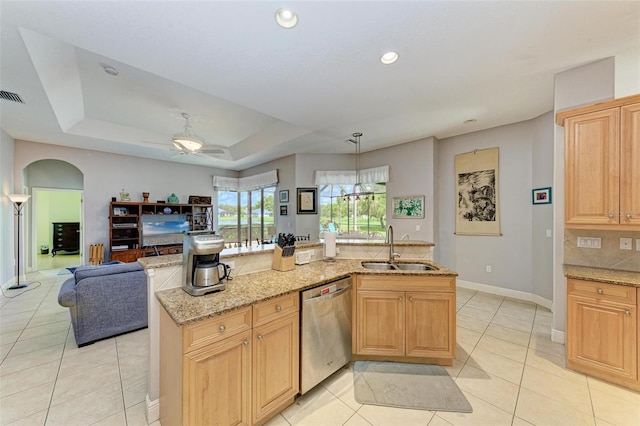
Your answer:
(1, 269), (639, 425)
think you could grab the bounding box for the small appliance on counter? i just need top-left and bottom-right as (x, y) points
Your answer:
(272, 233), (296, 272)
(182, 231), (230, 296)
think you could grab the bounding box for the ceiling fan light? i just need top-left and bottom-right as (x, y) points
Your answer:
(171, 136), (203, 152)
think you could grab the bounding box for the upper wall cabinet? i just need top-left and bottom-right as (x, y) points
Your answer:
(557, 94), (640, 230)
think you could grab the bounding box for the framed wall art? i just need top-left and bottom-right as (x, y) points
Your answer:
(296, 187), (317, 214)
(280, 205), (288, 215)
(455, 147), (501, 236)
(392, 195), (425, 218)
(532, 187), (552, 205)
(279, 190), (289, 203)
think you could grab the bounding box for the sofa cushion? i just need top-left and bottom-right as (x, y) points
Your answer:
(74, 261), (142, 282)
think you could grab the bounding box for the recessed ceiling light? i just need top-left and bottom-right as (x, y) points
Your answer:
(100, 63), (119, 76)
(464, 119), (478, 125)
(380, 51), (399, 65)
(275, 8), (298, 29)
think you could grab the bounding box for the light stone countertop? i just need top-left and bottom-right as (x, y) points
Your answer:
(564, 264), (640, 287)
(155, 258), (456, 326)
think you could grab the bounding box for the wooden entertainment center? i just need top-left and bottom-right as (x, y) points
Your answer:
(109, 201), (212, 262)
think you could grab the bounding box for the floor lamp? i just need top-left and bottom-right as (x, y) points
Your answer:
(7, 193), (30, 290)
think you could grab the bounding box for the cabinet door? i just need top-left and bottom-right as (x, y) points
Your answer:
(183, 330), (251, 426)
(252, 312), (299, 424)
(567, 295), (637, 381)
(356, 290), (404, 356)
(406, 292), (456, 358)
(621, 103), (640, 226)
(565, 108), (620, 225)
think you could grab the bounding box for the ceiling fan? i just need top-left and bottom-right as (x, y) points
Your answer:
(167, 112), (226, 156)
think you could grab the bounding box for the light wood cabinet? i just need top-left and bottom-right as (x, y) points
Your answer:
(160, 306), (253, 426)
(159, 292), (299, 426)
(354, 275), (456, 365)
(252, 294), (299, 425)
(567, 279), (639, 391)
(557, 94), (640, 229)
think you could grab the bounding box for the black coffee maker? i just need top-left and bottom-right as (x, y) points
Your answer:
(182, 231), (229, 296)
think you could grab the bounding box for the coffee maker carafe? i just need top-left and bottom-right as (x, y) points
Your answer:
(182, 231), (228, 296)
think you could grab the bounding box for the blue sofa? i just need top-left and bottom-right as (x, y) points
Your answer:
(58, 262), (148, 346)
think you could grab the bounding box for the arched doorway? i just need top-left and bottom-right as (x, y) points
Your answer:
(24, 159), (84, 271)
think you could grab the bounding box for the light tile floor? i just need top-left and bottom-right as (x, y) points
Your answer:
(2, 269), (639, 425)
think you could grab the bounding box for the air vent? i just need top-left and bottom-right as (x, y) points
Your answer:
(0, 90), (24, 103)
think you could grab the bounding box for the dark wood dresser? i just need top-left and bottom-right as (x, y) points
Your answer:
(52, 222), (80, 256)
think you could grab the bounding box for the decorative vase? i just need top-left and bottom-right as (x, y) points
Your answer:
(142, 192), (150, 203)
(167, 193), (179, 204)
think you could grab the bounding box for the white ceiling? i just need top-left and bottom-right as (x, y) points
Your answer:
(1, 1), (638, 171)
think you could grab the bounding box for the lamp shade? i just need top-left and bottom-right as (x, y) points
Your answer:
(7, 194), (30, 204)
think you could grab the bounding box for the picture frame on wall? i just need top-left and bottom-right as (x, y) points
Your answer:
(280, 205), (288, 216)
(532, 187), (552, 205)
(392, 195), (425, 219)
(296, 187), (317, 214)
(279, 190), (289, 203)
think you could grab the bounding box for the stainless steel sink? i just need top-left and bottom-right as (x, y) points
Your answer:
(394, 263), (437, 271)
(360, 262), (437, 271)
(361, 262), (398, 270)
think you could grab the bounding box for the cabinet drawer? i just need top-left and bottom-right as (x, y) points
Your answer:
(253, 292), (299, 327)
(183, 307), (252, 354)
(568, 279), (636, 305)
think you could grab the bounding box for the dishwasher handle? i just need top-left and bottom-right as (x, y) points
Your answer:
(304, 284), (351, 304)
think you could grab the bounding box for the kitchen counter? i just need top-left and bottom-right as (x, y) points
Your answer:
(564, 264), (640, 287)
(156, 259), (456, 326)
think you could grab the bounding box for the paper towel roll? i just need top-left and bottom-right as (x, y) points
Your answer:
(324, 231), (337, 258)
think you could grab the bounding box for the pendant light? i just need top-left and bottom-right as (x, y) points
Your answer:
(342, 132), (374, 202)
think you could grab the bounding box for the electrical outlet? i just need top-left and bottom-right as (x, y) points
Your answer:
(546, 229), (552, 238)
(620, 238), (632, 250)
(226, 261), (235, 269)
(486, 265), (492, 273)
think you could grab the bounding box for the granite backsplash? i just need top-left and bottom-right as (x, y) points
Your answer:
(564, 229), (640, 272)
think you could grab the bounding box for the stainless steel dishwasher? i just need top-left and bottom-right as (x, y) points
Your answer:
(300, 276), (352, 394)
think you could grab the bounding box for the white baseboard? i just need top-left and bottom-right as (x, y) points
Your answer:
(457, 280), (553, 311)
(551, 329), (565, 344)
(146, 395), (159, 424)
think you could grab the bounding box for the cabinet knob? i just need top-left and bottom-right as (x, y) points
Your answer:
(398, 296), (403, 302)
(409, 296), (414, 302)
(625, 211), (633, 220)
(257, 334), (263, 340)
(607, 211), (615, 219)
(243, 340), (249, 346)
(219, 325), (226, 332)
(276, 305), (282, 312)
(625, 310), (631, 316)
(597, 288), (603, 294)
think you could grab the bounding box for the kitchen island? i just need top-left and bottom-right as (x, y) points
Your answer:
(154, 256), (456, 425)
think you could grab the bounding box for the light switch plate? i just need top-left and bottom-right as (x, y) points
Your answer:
(577, 237), (601, 249)
(620, 237), (632, 250)
(637, 239), (640, 251)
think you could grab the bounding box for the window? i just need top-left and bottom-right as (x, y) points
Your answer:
(217, 187), (276, 247)
(319, 183), (386, 239)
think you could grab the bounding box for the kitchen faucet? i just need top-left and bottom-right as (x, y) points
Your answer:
(385, 225), (400, 263)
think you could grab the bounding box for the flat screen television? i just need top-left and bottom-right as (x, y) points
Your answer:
(141, 215), (190, 247)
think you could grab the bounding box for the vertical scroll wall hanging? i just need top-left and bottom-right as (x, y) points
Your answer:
(455, 147), (501, 236)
